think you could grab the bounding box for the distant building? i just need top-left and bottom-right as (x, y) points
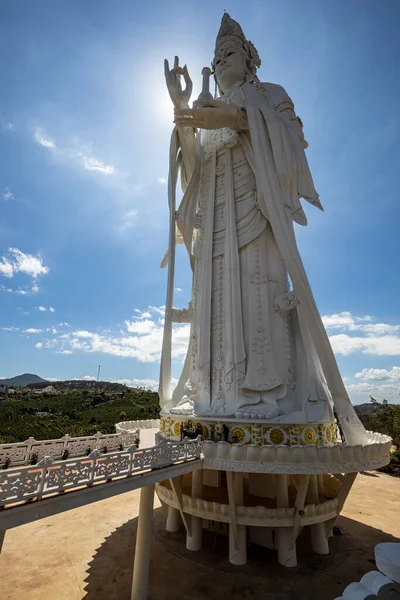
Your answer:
(0, 384), (9, 395)
(43, 385), (58, 394)
(8, 388), (15, 395)
(31, 385), (58, 395)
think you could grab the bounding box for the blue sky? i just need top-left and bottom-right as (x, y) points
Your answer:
(0, 0), (399, 404)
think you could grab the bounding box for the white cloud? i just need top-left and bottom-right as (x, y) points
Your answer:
(0, 284), (28, 294)
(125, 318), (156, 335)
(0, 257), (14, 278)
(35, 342), (43, 349)
(0, 248), (49, 280)
(2, 187), (14, 201)
(36, 305), (190, 363)
(82, 156), (114, 174)
(33, 126), (116, 179)
(321, 311), (400, 356)
(34, 128), (56, 149)
(83, 375), (97, 381)
(36, 305), (56, 313)
(25, 328), (43, 334)
(329, 334), (400, 356)
(322, 312), (373, 330)
(121, 209), (139, 229)
(175, 287), (182, 293)
(1, 327), (20, 331)
(134, 309), (152, 319)
(10, 248), (49, 278)
(355, 366), (400, 382)
(158, 176), (167, 185)
(346, 381), (399, 402)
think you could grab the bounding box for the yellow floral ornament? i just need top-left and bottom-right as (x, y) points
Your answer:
(269, 428), (285, 445)
(304, 428), (316, 444)
(231, 427), (245, 443)
(173, 421), (181, 437)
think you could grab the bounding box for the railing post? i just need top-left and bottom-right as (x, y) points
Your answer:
(36, 456), (54, 500)
(127, 445), (137, 476)
(62, 434), (71, 455)
(94, 432), (102, 450)
(88, 450), (101, 486)
(183, 436), (189, 462)
(196, 435), (202, 458)
(25, 437), (35, 465)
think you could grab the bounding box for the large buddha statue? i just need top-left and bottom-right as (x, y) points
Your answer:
(159, 13), (366, 444)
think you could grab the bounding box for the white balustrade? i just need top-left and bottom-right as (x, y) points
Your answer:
(0, 430), (140, 468)
(0, 437), (202, 508)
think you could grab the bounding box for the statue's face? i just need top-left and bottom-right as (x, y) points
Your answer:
(214, 41), (246, 93)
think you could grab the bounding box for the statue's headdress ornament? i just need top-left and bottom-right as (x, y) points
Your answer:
(214, 13), (261, 72)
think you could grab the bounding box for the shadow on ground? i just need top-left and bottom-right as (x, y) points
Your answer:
(83, 506), (399, 600)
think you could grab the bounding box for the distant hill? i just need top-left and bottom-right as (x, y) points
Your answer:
(354, 402), (395, 416)
(0, 373), (47, 387)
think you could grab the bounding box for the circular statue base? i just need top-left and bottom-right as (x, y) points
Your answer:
(154, 423), (391, 567)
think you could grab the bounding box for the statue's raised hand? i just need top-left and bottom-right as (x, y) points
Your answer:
(164, 56), (193, 109)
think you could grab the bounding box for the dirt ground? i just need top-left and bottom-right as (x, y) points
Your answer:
(0, 471), (399, 600)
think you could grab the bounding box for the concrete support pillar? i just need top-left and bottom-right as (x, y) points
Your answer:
(229, 472), (247, 566)
(166, 506), (181, 532)
(0, 530), (5, 554)
(275, 474), (297, 567)
(131, 484), (155, 600)
(229, 520), (247, 565)
(307, 475), (329, 555)
(186, 469), (203, 551)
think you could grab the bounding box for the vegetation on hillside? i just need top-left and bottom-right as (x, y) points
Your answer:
(0, 383), (160, 444)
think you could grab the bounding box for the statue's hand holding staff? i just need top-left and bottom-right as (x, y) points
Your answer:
(174, 99), (244, 131)
(164, 56), (193, 109)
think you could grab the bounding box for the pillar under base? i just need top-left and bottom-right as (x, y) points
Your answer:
(310, 522), (329, 555)
(186, 515), (202, 551)
(131, 484), (155, 600)
(166, 505), (180, 532)
(276, 528), (297, 567)
(276, 474), (297, 567)
(229, 524), (247, 565)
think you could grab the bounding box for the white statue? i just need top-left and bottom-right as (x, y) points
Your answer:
(159, 14), (366, 443)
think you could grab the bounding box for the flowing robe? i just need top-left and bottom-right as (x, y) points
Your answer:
(162, 81), (367, 441)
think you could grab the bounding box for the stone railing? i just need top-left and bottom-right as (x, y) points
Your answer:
(0, 430), (140, 468)
(335, 543), (400, 599)
(201, 430), (392, 474)
(0, 437), (202, 508)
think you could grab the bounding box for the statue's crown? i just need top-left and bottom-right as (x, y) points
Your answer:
(215, 13), (261, 70)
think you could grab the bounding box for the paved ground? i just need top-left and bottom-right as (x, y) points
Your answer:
(0, 471), (399, 600)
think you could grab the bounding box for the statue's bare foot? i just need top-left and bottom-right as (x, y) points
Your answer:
(169, 396), (195, 415)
